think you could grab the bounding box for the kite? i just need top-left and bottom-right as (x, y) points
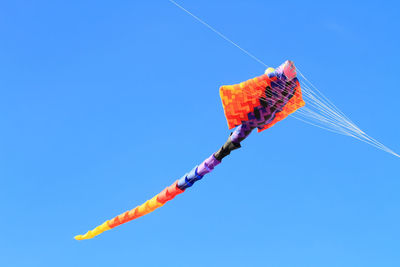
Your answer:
(74, 60), (305, 240)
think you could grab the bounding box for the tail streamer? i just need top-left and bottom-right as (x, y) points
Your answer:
(75, 126), (246, 240)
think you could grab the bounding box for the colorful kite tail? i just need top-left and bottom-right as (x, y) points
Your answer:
(74, 124), (254, 240)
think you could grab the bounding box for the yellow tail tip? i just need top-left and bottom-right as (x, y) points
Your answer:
(74, 235), (84, 240)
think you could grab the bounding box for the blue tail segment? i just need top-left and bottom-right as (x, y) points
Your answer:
(177, 166), (203, 190)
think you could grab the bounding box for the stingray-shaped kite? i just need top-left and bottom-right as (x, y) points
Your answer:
(75, 60), (305, 240)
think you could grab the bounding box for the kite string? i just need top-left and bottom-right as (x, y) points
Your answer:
(296, 79), (396, 152)
(225, 64), (396, 155)
(168, 0), (269, 68)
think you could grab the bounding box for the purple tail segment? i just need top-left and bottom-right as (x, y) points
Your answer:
(230, 123), (254, 143)
(177, 125), (254, 190)
(197, 155), (221, 176)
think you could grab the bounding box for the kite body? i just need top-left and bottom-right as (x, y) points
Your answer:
(220, 60), (305, 132)
(75, 60), (305, 240)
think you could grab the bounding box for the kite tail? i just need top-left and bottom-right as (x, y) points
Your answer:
(74, 124), (254, 240)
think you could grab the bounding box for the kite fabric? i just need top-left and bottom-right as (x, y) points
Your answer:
(75, 60), (305, 240)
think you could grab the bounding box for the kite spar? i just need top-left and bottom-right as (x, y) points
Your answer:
(75, 60), (305, 240)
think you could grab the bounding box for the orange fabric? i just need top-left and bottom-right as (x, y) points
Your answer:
(107, 181), (184, 229)
(156, 180), (185, 204)
(220, 74), (269, 129)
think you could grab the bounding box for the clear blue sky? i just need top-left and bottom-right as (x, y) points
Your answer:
(1, 1), (399, 266)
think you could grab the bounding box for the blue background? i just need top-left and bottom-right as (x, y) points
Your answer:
(1, 1), (399, 266)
